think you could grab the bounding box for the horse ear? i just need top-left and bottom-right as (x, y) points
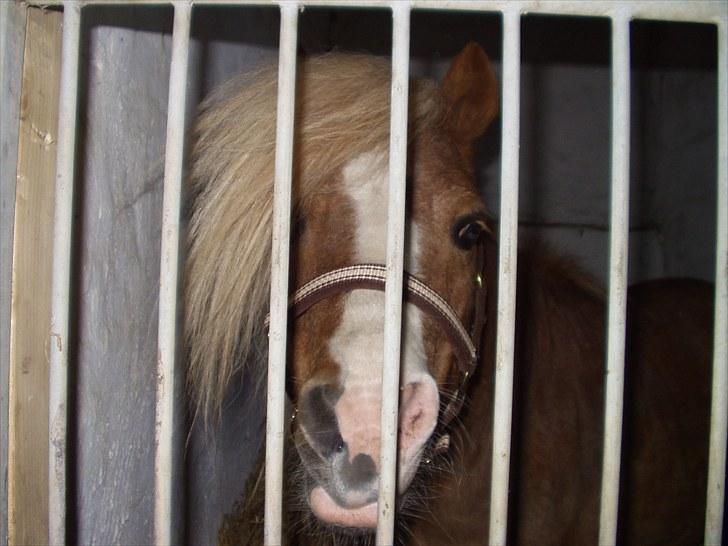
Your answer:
(441, 42), (499, 143)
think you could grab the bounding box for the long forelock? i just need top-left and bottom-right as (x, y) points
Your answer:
(184, 52), (442, 420)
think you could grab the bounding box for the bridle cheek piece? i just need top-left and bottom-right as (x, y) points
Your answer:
(265, 243), (487, 455)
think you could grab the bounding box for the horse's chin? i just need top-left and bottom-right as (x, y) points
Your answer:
(295, 425), (432, 533)
(309, 485), (378, 529)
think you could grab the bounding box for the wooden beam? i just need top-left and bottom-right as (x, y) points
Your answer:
(1, 3), (29, 544)
(8, 7), (63, 545)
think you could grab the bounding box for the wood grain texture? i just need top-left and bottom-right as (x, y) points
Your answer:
(1, 3), (29, 544)
(8, 8), (62, 545)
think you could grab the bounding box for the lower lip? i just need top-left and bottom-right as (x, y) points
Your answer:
(309, 486), (378, 529)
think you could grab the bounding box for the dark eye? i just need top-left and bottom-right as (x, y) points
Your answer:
(453, 215), (488, 250)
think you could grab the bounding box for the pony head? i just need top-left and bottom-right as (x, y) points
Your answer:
(185, 42), (499, 531)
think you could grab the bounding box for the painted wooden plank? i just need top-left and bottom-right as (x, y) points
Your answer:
(8, 7), (63, 546)
(1, 3), (28, 544)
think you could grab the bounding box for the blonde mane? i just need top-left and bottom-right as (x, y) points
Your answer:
(185, 53), (442, 418)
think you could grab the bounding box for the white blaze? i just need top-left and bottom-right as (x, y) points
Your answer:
(328, 151), (429, 386)
(327, 152), (438, 495)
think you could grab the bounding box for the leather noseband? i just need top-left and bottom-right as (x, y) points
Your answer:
(265, 243), (487, 448)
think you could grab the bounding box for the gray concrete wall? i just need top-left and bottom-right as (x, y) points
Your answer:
(71, 7), (171, 544)
(0, 6), (717, 545)
(69, 6), (282, 544)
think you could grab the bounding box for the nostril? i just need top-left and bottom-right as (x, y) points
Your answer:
(403, 408), (423, 438)
(320, 433), (346, 460)
(398, 378), (439, 450)
(298, 383), (345, 459)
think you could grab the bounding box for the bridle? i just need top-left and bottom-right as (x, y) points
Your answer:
(267, 242), (488, 454)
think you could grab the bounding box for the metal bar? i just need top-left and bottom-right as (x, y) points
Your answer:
(21, 1), (727, 24)
(598, 10), (632, 546)
(264, 3), (298, 545)
(154, 3), (191, 545)
(375, 2), (411, 544)
(705, 14), (728, 546)
(488, 8), (521, 546)
(48, 3), (81, 544)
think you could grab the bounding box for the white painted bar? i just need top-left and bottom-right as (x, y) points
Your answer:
(264, 3), (299, 545)
(376, 3), (411, 544)
(488, 8), (521, 546)
(48, 3), (81, 543)
(23, 0), (726, 24)
(154, 3), (191, 545)
(705, 14), (728, 546)
(598, 10), (632, 546)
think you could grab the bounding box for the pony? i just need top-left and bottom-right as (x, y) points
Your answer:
(184, 43), (714, 545)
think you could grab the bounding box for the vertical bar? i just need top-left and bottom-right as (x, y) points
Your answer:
(705, 14), (728, 546)
(488, 8), (520, 546)
(154, 3), (191, 545)
(375, 2), (411, 545)
(48, 3), (81, 543)
(1, 3), (27, 544)
(599, 10), (631, 546)
(264, 3), (298, 545)
(12, 9), (62, 544)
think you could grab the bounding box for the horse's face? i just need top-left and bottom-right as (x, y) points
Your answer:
(288, 43), (499, 531)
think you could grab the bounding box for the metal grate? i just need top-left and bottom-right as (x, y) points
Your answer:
(32, 0), (728, 544)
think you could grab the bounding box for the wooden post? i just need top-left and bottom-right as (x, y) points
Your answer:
(8, 7), (63, 545)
